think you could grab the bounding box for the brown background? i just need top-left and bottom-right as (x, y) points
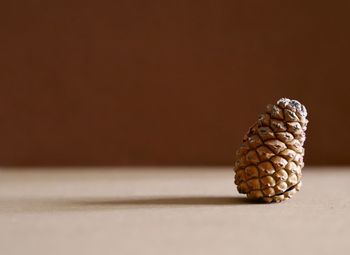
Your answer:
(1, 1), (349, 166)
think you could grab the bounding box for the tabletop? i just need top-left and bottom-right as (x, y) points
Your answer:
(0, 167), (349, 255)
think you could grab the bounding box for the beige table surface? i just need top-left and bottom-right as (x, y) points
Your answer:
(0, 167), (349, 255)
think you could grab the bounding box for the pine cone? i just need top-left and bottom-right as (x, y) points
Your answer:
(233, 98), (308, 203)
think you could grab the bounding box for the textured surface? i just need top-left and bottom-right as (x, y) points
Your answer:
(234, 98), (308, 202)
(0, 167), (350, 255)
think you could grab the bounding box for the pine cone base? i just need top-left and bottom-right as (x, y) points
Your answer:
(234, 98), (308, 203)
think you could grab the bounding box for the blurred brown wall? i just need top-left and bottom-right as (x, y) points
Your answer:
(1, 1), (350, 166)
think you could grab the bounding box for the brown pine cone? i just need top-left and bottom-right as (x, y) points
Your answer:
(233, 98), (308, 203)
